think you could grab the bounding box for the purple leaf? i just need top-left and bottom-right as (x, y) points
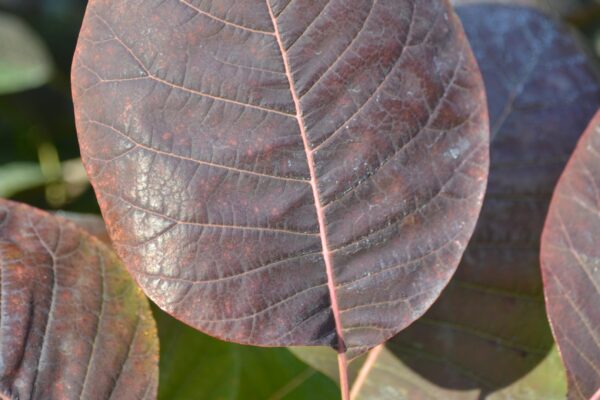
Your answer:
(542, 110), (600, 399)
(71, 0), (488, 373)
(0, 199), (158, 399)
(386, 3), (600, 397)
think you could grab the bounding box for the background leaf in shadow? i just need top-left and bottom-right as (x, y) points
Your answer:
(153, 307), (339, 400)
(292, 344), (566, 399)
(451, 0), (598, 17)
(390, 3), (600, 397)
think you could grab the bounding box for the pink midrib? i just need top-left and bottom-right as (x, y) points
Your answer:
(265, 3), (346, 353)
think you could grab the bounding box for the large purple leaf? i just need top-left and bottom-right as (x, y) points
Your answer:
(379, 3), (600, 397)
(541, 110), (600, 399)
(0, 199), (158, 399)
(292, 4), (600, 398)
(72, 0), (488, 362)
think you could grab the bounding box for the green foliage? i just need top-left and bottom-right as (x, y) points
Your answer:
(153, 307), (339, 400)
(0, 162), (45, 197)
(0, 11), (52, 94)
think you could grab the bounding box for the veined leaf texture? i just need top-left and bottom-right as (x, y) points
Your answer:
(542, 111), (600, 399)
(293, 4), (600, 399)
(0, 199), (158, 399)
(72, 0), (489, 359)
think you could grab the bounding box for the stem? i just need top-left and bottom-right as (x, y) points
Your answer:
(337, 352), (350, 400)
(350, 345), (383, 399)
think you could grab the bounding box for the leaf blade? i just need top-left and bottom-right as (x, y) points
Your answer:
(72, 0), (488, 357)
(294, 3), (600, 398)
(153, 306), (339, 400)
(388, 3), (600, 397)
(541, 110), (600, 399)
(0, 199), (158, 399)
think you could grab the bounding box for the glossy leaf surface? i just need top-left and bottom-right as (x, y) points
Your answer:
(72, 0), (488, 357)
(0, 199), (158, 399)
(295, 3), (600, 398)
(63, 208), (339, 400)
(541, 110), (600, 399)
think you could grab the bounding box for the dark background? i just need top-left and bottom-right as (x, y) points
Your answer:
(0, 0), (94, 212)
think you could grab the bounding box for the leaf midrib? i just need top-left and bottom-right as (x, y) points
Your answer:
(265, 2), (346, 353)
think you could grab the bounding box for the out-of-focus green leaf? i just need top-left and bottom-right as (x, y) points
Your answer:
(0, 161), (45, 197)
(153, 307), (339, 400)
(0, 11), (52, 94)
(0, 157), (88, 205)
(292, 345), (566, 399)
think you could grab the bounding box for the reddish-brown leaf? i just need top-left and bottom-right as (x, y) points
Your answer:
(388, 4), (600, 397)
(72, 0), (488, 359)
(0, 199), (158, 400)
(542, 110), (600, 399)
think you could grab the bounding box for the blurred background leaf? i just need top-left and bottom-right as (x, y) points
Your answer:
(0, 162), (45, 197)
(153, 307), (339, 400)
(0, 0), (96, 212)
(291, 345), (566, 399)
(0, 11), (52, 94)
(0, 154), (88, 204)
